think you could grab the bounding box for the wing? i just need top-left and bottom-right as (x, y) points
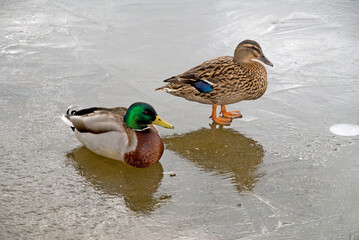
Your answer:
(164, 56), (236, 93)
(66, 107), (128, 134)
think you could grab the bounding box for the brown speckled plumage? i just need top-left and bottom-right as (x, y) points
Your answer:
(159, 58), (268, 105)
(156, 39), (273, 125)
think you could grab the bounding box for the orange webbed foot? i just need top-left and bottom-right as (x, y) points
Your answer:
(210, 104), (232, 126)
(212, 116), (232, 126)
(221, 110), (243, 119)
(220, 105), (243, 119)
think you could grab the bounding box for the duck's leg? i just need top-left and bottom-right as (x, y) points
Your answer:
(220, 105), (243, 119)
(210, 104), (232, 125)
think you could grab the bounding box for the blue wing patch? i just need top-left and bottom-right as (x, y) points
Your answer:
(191, 80), (213, 93)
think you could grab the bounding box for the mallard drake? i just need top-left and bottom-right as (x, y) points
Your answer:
(156, 39), (273, 125)
(61, 102), (174, 168)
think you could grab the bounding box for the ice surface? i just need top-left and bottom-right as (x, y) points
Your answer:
(330, 124), (359, 136)
(1, 0), (359, 239)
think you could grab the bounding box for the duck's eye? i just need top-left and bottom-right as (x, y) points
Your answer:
(143, 110), (149, 115)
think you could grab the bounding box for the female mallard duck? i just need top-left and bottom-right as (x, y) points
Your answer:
(156, 39), (273, 125)
(61, 102), (174, 168)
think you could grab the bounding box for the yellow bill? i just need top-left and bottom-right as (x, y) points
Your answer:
(153, 115), (174, 129)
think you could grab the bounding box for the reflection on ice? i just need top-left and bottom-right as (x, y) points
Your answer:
(67, 146), (169, 214)
(164, 124), (264, 192)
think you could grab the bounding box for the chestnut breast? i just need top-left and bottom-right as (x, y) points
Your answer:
(124, 128), (164, 168)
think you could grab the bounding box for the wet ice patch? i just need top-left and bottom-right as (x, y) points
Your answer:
(329, 124), (359, 136)
(263, 12), (334, 36)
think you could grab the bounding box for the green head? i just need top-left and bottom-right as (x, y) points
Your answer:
(124, 102), (174, 130)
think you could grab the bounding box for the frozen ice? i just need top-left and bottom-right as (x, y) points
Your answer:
(330, 124), (359, 136)
(1, 0), (359, 239)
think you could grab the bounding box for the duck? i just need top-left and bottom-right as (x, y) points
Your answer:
(156, 39), (273, 125)
(61, 102), (174, 168)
